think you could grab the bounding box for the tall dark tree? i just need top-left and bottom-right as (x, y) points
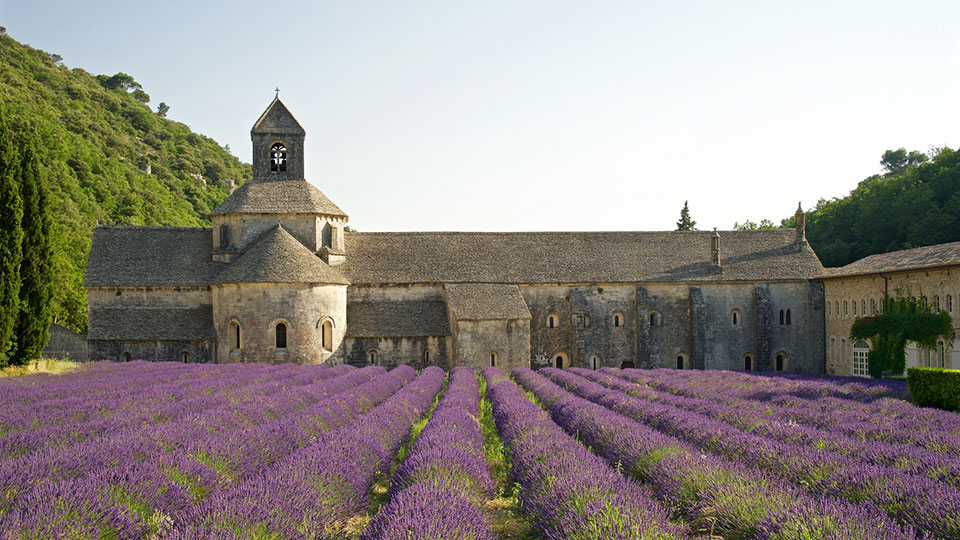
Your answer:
(675, 200), (697, 231)
(10, 129), (54, 365)
(156, 102), (170, 118)
(0, 109), (24, 364)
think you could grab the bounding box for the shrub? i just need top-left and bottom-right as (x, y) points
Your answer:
(907, 367), (960, 412)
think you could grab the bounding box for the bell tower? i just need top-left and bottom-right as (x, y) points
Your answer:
(250, 92), (306, 181)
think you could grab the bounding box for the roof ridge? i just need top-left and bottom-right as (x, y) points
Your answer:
(345, 229), (795, 236)
(95, 225), (211, 232)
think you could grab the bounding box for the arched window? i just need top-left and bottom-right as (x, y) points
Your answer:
(219, 224), (231, 248)
(270, 142), (287, 172)
(554, 353), (567, 369)
(423, 349), (430, 364)
(676, 354), (686, 370)
(935, 296), (941, 312)
(871, 299), (877, 315)
(785, 309), (791, 325)
(590, 355), (600, 370)
(861, 300), (866, 316)
(230, 320), (241, 350)
(649, 311), (662, 327)
(775, 352), (787, 372)
(275, 322), (287, 349)
(835, 301), (839, 317)
(490, 352), (498, 367)
(779, 309), (785, 325)
(743, 354), (753, 371)
(948, 295), (954, 313)
(369, 349), (378, 365)
(830, 338), (836, 364)
(181, 351), (190, 363)
(612, 312), (624, 328)
(123, 352), (132, 362)
(731, 309), (742, 326)
(321, 320), (333, 352)
(841, 338), (847, 363)
(852, 301), (857, 316)
(547, 314), (557, 329)
(843, 301), (848, 317)
(852, 341), (870, 377)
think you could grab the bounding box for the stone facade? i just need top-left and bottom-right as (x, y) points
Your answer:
(824, 260), (960, 376)
(83, 97), (850, 373)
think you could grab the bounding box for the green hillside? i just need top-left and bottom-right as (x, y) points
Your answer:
(798, 148), (960, 268)
(0, 32), (250, 334)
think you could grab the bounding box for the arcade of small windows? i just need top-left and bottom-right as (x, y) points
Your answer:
(270, 142), (287, 172)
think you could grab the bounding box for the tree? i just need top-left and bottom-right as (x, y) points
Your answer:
(675, 200), (697, 231)
(733, 219), (778, 231)
(156, 102), (169, 118)
(850, 289), (953, 378)
(10, 129), (54, 365)
(881, 148), (927, 176)
(132, 88), (150, 104)
(0, 109), (24, 363)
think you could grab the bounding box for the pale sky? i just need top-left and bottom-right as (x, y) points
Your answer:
(3, 1), (958, 232)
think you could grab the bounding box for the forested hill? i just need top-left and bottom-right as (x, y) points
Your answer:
(0, 32), (251, 334)
(799, 148), (960, 268)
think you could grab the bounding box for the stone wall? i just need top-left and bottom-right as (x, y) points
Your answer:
(43, 324), (88, 360)
(211, 282), (347, 364)
(453, 319), (530, 371)
(824, 268), (959, 376)
(88, 340), (214, 363)
(252, 133), (304, 181)
(87, 286), (211, 307)
(342, 336), (451, 369)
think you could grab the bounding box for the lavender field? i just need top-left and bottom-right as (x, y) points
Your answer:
(1, 361), (958, 539)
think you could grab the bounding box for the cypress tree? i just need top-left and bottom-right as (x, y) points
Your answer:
(0, 109), (24, 365)
(11, 129), (53, 365)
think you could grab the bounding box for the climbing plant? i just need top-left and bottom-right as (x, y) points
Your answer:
(850, 289), (953, 378)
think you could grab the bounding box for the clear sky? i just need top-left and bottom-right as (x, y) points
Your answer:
(3, 1), (958, 232)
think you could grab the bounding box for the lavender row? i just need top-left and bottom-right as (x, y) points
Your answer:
(0, 365), (386, 522)
(552, 368), (960, 537)
(178, 365), (445, 539)
(482, 367), (689, 540)
(590, 368), (960, 486)
(362, 366), (494, 540)
(614, 367), (960, 438)
(518, 368), (914, 540)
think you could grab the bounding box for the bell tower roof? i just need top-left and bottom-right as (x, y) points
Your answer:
(251, 96), (305, 136)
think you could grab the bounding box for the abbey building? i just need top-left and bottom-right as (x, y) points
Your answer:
(85, 97), (834, 372)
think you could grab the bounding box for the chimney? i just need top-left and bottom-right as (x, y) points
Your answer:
(795, 202), (806, 242)
(711, 228), (721, 268)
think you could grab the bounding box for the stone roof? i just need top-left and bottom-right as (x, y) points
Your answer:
(87, 306), (215, 341)
(251, 97), (305, 136)
(444, 283), (531, 321)
(346, 300), (450, 337)
(826, 241), (960, 278)
(342, 229), (823, 284)
(84, 226), (222, 287)
(213, 225), (349, 285)
(209, 179), (347, 217)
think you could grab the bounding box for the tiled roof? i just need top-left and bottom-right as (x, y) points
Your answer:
(826, 241), (960, 278)
(342, 229), (822, 284)
(444, 283), (531, 321)
(346, 300), (450, 337)
(214, 225), (349, 285)
(251, 97), (305, 135)
(84, 226), (222, 287)
(209, 179), (346, 216)
(87, 306), (215, 341)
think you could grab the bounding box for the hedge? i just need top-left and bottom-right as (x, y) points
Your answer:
(907, 367), (960, 412)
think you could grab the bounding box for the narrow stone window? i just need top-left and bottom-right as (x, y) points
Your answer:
(835, 301), (839, 317)
(620, 361), (635, 369)
(743, 354), (752, 371)
(676, 355), (685, 370)
(831, 338), (836, 363)
(423, 349), (430, 364)
(731, 309), (742, 326)
(270, 142), (287, 172)
(935, 296), (941, 312)
(230, 321), (241, 349)
(827, 302), (831, 317)
(779, 309), (785, 325)
(369, 349), (378, 365)
(321, 320), (333, 352)
(590, 355), (599, 370)
(841, 339), (847, 363)
(275, 322), (287, 349)
(861, 300), (866, 315)
(490, 352), (498, 367)
(547, 314), (557, 329)
(948, 295), (953, 313)
(650, 311), (663, 327)
(785, 309), (791, 325)
(220, 224), (231, 248)
(871, 299), (877, 315)
(181, 351), (190, 363)
(775, 353), (786, 372)
(843, 301), (848, 317)
(613, 313), (622, 328)
(554, 353), (567, 369)
(123, 352), (132, 362)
